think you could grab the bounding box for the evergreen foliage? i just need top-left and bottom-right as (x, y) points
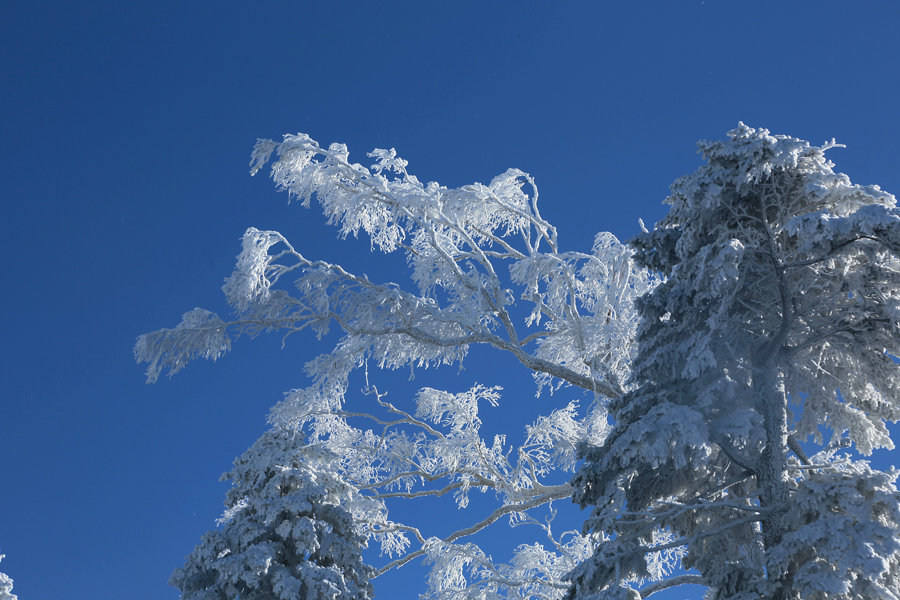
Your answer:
(570, 124), (900, 599)
(170, 429), (374, 600)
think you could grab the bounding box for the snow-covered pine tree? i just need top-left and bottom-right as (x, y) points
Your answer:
(170, 428), (374, 600)
(569, 124), (900, 600)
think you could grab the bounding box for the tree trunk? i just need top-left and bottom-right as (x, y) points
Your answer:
(754, 359), (791, 597)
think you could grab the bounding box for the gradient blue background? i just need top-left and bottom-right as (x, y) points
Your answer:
(2, 2), (899, 598)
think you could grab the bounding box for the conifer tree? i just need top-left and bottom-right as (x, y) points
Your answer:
(170, 429), (374, 600)
(569, 124), (900, 600)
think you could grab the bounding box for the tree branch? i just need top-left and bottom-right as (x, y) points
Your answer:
(374, 489), (571, 576)
(639, 574), (706, 598)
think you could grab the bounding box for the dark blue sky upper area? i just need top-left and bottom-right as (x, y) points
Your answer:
(1, 2), (899, 599)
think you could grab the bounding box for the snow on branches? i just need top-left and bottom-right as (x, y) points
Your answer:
(269, 379), (606, 596)
(138, 133), (654, 400)
(571, 123), (900, 599)
(140, 125), (900, 600)
(139, 132), (651, 598)
(170, 429), (374, 600)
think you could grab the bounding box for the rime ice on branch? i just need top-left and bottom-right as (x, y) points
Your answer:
(138, 132), (654, 598)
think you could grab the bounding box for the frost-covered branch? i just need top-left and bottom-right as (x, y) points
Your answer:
(637, 574), (705, 598)
(139, 130), (652, 599)
(138, 133), (654, 405)
(275, 380), (604, 593)
(375, 488), (572, 577)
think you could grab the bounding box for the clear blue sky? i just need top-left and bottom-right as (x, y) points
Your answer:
(2, 2), (899, 599)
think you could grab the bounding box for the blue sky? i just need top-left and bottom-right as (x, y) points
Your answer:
(2, 2), (899, 598)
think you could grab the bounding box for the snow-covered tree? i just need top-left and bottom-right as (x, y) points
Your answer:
(569, 124), (900, 599)
(170, 428), (374, 600)
(138, 125), (900, 600)
(137, 132), (654, 598)
(0, 555), (16, 600)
